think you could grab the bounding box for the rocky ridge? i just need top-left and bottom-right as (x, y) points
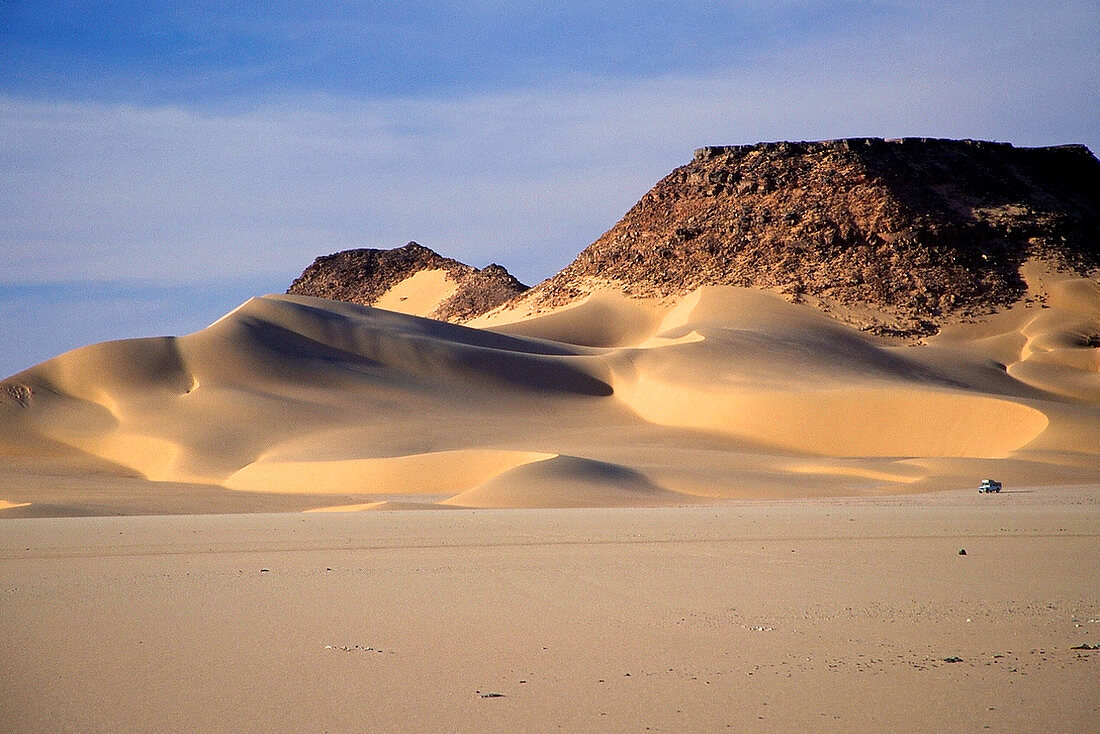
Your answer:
(513, 138), (1100, 336)
(287, 242), (528, 322)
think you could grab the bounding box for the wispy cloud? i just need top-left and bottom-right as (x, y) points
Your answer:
(0, 1), (888, 102)
(3, 6), (1096, 285)
(0, 1), (1096, 376)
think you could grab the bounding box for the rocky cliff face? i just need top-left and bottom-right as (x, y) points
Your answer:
(287, 242), (528, 322)
(517, 138), (1100, 336)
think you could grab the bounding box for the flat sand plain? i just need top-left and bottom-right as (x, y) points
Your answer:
(2, 487), (1097, 733)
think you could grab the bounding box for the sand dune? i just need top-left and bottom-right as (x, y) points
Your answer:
(1, 261), (1098, 515)
(443, 455), (685, 508)
(472, 289), (669, 348)
(371, 268), (459, 316)
(224, 449), (554, 496)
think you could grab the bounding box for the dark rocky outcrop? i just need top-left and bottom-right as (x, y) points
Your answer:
(515, 138), (1100, 336)
(433, 264), (530, 322)
(287, 242), (528, 322)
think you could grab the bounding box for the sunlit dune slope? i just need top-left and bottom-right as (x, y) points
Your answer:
(2, 263), (1099, 514)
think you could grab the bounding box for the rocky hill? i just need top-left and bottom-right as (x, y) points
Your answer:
(515, 138), (1100, 336)
(287, 242), (528, 322)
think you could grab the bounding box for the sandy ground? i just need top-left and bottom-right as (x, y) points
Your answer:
(2, 487), (1097, 733)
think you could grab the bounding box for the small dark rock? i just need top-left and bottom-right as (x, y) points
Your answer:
(943, 656), (964, 663)
(1070, 643), (1096, 650)
(958, 549), (967, 555)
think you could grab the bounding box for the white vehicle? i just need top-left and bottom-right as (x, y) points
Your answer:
(978, 479), (1002, 493)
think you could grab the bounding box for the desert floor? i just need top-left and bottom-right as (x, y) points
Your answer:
(2, 486), (1097, 733)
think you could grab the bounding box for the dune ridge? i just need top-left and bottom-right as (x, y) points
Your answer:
(2, 255), (1098, 515)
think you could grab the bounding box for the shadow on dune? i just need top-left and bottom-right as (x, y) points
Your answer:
(222, 297), (614, 396)
(445, 455), (687, 508)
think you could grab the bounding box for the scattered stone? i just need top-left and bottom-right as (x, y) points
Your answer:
(0, 382), (32, 408)
(958, 549), (967, 555)
(478, 692), (505, 698)
(324, 644), (383, 653)
(1070, 643), (1096, 650)
(943, 656), (964, 663)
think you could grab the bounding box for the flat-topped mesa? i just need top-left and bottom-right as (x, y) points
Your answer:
(287, 242), (528, 322)
(692, 137), (1092, 161)
(523, 138), (1100, 336)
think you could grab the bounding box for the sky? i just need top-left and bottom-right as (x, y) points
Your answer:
(1, 1), (1098, 376)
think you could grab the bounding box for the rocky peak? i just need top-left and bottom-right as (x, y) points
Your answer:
(287, 242), (528, 322)
(515, 138), (1100, 336)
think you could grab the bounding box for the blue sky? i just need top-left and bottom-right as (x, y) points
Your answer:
(2, 1), (1098, 376)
